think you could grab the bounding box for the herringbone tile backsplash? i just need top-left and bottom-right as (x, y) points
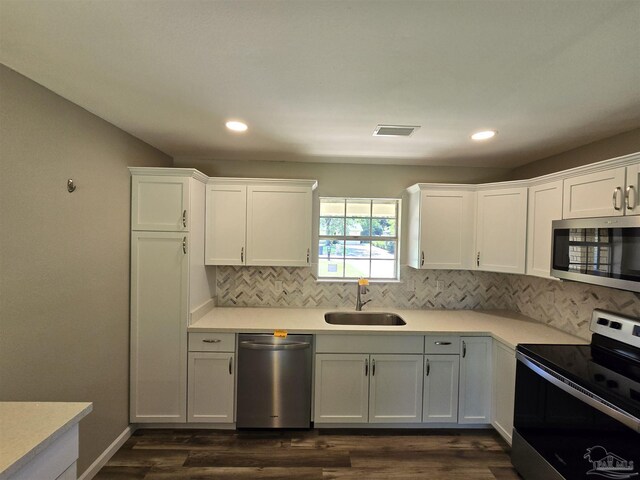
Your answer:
(216, 266), (640, 340)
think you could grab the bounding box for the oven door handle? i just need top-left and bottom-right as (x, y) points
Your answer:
(516, 351), (640, 433)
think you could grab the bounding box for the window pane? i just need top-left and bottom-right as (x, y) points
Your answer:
(371, 260), (396, 278)
(319, 240), (344, 259)
(320, 198), (345, 217)
(346, 240), (370, 258)
(319, 259), (344, 277)
(346, 217), (370, 236)
(372, 241), (395, 258)
(345, 259), (370, 278)
(346, 199), (371, 217)
(371, 218), (396, 237)
(372, 200), (397, 218)
(320, 217), (345, 236)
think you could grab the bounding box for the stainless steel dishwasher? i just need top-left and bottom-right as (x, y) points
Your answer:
(236, 333), (313, 428)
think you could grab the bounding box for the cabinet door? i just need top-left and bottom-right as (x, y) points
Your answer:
(492, 341), (516, 445)
(314, 354), (369, 424)
(420, 190), (475, 269)
(625, 164), (640, 216)
(458, 337), (492, 424)
(563, 167), (626, 218)
(476, 188), (528, 274)
(246, 185), (312, 266)
(205, 184), (247, 265)
(131, 232), (188, 422)
(526, 181), (563, 278)
(423, 354), (460, 423)
(188, 352), (235, 423)
(369, 355), (423, 423)
(131, 175), (189, 231)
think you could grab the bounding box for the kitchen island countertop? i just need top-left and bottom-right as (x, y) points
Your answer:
(0, 402), (92, 480)
(189, 308), (587, 349)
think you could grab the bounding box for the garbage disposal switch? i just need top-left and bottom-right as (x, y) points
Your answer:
(236, 333), (313, 428)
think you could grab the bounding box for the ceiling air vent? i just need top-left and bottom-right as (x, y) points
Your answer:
(373, 125), (420, 137)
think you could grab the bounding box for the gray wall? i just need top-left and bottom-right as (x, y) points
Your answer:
(0, 65), (172, 474)
(511, 127), (640, 179)
(174, 158), (511, 197)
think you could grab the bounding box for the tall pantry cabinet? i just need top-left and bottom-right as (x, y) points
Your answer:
(129, 168), (215, 423)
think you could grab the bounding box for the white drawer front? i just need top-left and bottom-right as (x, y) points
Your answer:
(424, 336), (460, 354)
(189, 333), (236, 352)
(315, 335), (423, 354)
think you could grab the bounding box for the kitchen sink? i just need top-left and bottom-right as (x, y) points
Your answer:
(324, 312), (406, 326)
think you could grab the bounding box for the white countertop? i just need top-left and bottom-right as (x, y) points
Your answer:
(0, 402), (92, 479)
(189, 308), (587, 349)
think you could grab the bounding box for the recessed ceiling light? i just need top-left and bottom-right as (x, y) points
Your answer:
(225, 120), (248, 132)
(471, 130), (497, 141)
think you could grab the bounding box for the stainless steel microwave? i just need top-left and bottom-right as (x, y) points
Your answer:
(551, 216), (640, 292)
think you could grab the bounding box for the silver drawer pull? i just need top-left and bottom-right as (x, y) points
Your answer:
(202, 339), (222, 343)
(434, 341), (452, 346)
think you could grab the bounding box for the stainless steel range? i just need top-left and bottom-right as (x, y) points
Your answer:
(512, 309), (640, 480)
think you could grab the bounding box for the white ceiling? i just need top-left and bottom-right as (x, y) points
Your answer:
(1, 0), (639, 168)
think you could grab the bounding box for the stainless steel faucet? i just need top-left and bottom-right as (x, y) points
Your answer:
(355, 282), (371, 311)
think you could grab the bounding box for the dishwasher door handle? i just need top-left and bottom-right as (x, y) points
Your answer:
(239, 340), (311, 351)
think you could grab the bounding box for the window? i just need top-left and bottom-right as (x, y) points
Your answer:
(318, 197), (400, 280)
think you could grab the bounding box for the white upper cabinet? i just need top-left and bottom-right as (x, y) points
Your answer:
(131, 175), (190, 231)
(205, 179), (316, 267)
(246, 185), (313, 266)
(526, 181), (563, 278)
(625, 164), (640, 216)
(563, 167), (626, 218)
(407, 186), (475, 269)
(205, 184), (247, 265)
(476, 187), (528, 274)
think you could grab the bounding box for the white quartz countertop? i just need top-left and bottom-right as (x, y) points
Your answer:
(189, 308), (587, 349)
(0, 402), (92, 479)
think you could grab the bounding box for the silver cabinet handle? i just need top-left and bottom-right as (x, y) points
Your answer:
(228, 357), (233, 375)
(372, 358), (376, 377)
(426, 359), (430, 376)
(462, 340), (467, 358)
(240, 247), (244, 262)
(182, 237), (187, 254)
(420, 251), (425, 267)
(434, 341), (452, 346)
(306, 248), (310, 264)
(202, 339), (221, 344)
(365, 358), (369, 377)
(476, 252), (480, 267)
(182, 210), (187, 228)
(613, 187), (622, 211)
(626, 186), (636, 210)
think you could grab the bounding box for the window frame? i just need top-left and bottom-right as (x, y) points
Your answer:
(317, 197), (401, 282)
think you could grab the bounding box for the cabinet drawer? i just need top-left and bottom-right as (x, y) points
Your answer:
(189, 333), (236, 352)
(424, 336), (460, 354)
(315, 335), (423, 354)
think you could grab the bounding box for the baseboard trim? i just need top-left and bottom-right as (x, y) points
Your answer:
(78, 425), (135, 480)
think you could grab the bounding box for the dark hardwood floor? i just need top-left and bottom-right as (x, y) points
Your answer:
(95, 428), (521, 479)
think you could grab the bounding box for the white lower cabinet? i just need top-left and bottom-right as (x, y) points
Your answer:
(188, 352), (235, 423)
(492, 341), (516, 444)
(314, 354), (369, 424)
(423, 354), (460, 423)
(369, 355), (423, 423)
(314, 353), (423, 424)
(458, 337), (492, 424)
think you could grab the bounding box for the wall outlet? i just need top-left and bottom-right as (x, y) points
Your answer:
(275, 280), (283, 291)
(436, 280), (445, 292)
